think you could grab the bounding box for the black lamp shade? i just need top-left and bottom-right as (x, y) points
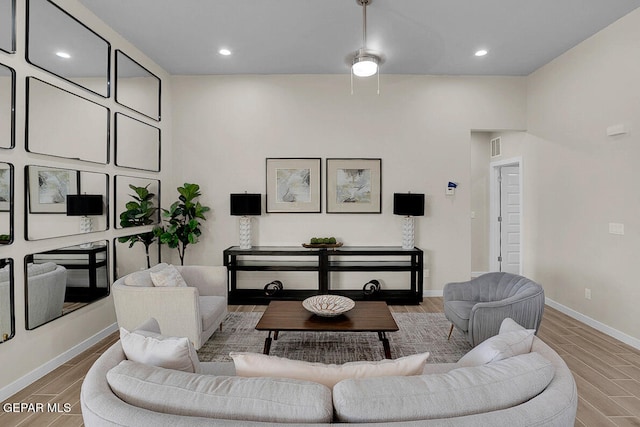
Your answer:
(393, 193), (425, 216)
(230, 193), (262, 216)
(66, 194), (103, 216)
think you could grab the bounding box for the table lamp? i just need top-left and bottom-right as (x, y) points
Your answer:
(66, 194), (103, 248)
(230, 193), (262, 249)
(393, 193), (425, 249)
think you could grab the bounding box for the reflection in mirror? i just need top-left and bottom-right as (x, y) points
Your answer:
(27, 77), (109, 163)
(114, 175), (160, 229)
(115, 113), (160, 171)
(27, 0), (110, 97)
(114, 237), (160, 279)
(0, 63), (15, 149)
(0, 0), (15, 53)
(0, 162), (12, 244)
(25, 240), (108, 330)
(26, 165), (108, 240)
(0, 258), (14, 342)
(116, 50), (160, 120)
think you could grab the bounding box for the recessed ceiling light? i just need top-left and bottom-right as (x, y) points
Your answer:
(475, 49), (488, 57)
(218, 48), (231, 56)
(56, 51), (71, 59)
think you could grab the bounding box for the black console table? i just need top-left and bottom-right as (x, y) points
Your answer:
(223, 246), (423, 305)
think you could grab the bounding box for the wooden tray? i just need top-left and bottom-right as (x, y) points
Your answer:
(302, 242), (343, 248)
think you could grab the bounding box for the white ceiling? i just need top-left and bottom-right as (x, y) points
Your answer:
(79, 0), (640, 76)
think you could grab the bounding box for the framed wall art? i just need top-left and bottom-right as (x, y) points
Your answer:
(28, 165), (78, 213)
(326, 158), (381, 213)
(266, 158), (321, 213)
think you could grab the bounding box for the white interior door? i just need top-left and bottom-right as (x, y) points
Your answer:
(489, 158), (522, 274)
(499, 165), (521, 274)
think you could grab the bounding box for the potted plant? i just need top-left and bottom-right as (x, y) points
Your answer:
(118, 184), (158, 269)
(154, 182), (210, 265)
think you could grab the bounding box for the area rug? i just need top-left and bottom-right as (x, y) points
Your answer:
(198, 312), (472, 364)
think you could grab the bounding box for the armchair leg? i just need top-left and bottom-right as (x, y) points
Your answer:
(447, 324), (454, 340)
(220, 323), (223, 331)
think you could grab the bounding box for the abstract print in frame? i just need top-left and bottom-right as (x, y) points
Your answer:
(326, 158), (381, 213)
(266, 158), (321, 213)
(28, 165), (79, 214)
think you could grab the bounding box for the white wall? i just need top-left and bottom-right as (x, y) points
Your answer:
(470, 131), (490, 272)
(0, 0), (171, 397)
(525, 8), (640, 341)
(170, 74), (526, 291)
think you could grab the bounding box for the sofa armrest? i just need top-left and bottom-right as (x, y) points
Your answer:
(469, 291), (545, 345)
(112, 285), (201, 347)
(176, 265), (227, 297)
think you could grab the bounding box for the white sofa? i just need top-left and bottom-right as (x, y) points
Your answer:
(81, 318), (578, 426)
(112, 264), (227, 350)
(26, 262), (67, 329)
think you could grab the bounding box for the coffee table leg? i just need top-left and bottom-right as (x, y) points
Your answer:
(263, 331), (273, 355)
(274, 331), (279, 340)
(379, 331), (392, 359)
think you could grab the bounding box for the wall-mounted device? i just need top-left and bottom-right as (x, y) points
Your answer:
(446, 182), (458, 196)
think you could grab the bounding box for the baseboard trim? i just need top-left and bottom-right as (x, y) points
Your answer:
(423, 290), (443, 297)
(545, 298), (640, 351)
(0, 322), (118, 402)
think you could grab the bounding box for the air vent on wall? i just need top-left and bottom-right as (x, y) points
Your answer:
(491, 137), (501, 157)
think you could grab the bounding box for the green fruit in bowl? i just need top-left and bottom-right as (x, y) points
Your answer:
(328, 237), (337, 244)
(310, 237), (319, 244)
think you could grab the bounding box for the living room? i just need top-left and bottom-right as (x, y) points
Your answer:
(1, 0), (639, 425)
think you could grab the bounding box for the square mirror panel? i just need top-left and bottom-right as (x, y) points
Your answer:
(114, 175), (160, 229)
(26, 0), (110, 97)
(0, 258), (14, 342)
(0, 0), (15, 54)
(26, 77), (109, 164)
(113, 236), (160, 279)
(25, 165), (108, 240)
(0, 162), (12, 244)
(116, 50), (160, 121)
(0, 63), (15, 149)
(25, 241), (108, 330)
(115, 113), (160, 172)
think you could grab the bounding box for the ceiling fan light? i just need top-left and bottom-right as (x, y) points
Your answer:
(352, 54), (379, 77)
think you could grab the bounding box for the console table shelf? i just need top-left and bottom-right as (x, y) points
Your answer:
(223, 245), (423, 305)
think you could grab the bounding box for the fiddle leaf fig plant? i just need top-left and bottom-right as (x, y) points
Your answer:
(153, 182), (210, 265)
(118, 184), (158, 269)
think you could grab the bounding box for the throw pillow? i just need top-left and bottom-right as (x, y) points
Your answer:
(123, 263), (168, 287)
(119, 327), (200, 373)
(456, 328), (535, 367)
(149, 264), (187, 288)
(499, 317), (525, 334)
(230, 352), (429, 388)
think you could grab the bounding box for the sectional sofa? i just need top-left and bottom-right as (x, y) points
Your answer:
(81, 316), (577, 425)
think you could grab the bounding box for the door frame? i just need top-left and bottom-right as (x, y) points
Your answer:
(489, 157), (523, 274)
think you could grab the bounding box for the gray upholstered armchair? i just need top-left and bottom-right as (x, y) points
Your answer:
(444, 272), (545, 346)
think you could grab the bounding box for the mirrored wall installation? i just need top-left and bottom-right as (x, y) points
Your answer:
(26, 77), (109, 163)
(116, 50), (160, 121)
(115, 113), (160, 171)
(25, 241), (108, 330)
(26, 0), (110, 97)
(0, 162), (12, 244)
(0, 258), (14, 342)
(114, 175), (160, 229)
(0, 0), (15, 54)
(25, 165), (108, 240)
(0, 63), (15, 149)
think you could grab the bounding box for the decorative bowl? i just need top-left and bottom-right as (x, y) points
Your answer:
(302, 295), (355, 317)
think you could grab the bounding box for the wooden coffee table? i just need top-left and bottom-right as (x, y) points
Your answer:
(255, 300), (399, 359)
